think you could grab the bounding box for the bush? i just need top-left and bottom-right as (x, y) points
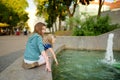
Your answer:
(72, 15), (120, 36)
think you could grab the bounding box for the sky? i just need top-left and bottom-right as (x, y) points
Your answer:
(105, 0), (114, 2)
(25, 0), (37, 32)
(25, 0), (45, 32)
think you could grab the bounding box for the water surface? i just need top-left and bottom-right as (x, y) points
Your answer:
(52, 50), (120, 80)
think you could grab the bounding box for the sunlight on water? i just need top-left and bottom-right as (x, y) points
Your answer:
(52, 50), (120, 80)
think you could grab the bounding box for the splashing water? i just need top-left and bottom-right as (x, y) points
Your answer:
(102, 33), (116, 64)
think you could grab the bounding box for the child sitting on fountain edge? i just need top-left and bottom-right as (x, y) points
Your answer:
(43, 34), (59, 65)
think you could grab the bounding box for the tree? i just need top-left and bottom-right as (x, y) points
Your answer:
(62, 0), (91, 30)
(0, 0), (28, 27)
(98, 0), (105, 18)
(35, 0), (92, 31)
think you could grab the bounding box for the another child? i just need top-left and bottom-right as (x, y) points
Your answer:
(22, 22), (51, 72)
(43, 34), (58, 65)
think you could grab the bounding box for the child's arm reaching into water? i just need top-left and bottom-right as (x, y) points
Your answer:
(41, 51), (51, 72)
(48, 48), (58, 65)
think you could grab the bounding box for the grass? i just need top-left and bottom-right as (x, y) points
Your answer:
(54, 30), (72, 36)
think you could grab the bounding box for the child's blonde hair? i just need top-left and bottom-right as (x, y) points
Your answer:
(43, 34), (56, 47)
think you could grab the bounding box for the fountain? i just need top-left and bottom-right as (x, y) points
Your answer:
(52, 33), (120, 80)
(102, 33), (116, 64)
(52, 50), (120, 80)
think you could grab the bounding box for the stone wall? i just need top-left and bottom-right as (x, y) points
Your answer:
(56, 28), (120, 51)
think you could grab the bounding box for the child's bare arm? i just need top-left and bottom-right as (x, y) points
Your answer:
(48, 48), (58, 65)
(41, 51), (51, 71)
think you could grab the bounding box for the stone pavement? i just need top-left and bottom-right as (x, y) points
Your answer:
(0, 35), (28, 72)
(0, 35), (28, 56)
(0, 56), (52, 80)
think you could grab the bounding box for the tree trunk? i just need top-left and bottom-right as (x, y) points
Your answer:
(52, 26), (54, 34)
(66, 3), (77, 18)
(49, 28), (51, 33)
(54, 22), (57, 32)
(66, 1), (77, 30)
(98, 0), (105, 18)
(58, 17), (62, 31)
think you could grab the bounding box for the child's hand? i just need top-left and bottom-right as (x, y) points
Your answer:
(45, 64), (51, 72)
(55, 62), (59, 66)
(46, 67), (51, 72)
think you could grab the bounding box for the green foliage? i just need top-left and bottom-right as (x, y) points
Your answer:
(95, 15), (110, 34)
(46, 0), (57, 28)
(0, 2), (19, 26)
(66, 16), (81, 27)
(0, 2), (9, 23)
(35, 0), (91, 31)
(79, 16), (96, 36)
(35, 0), (48, 18)
(0, 0), (28, 27)
(71, 15), (120, 36)
(63, 0), (73, 7)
